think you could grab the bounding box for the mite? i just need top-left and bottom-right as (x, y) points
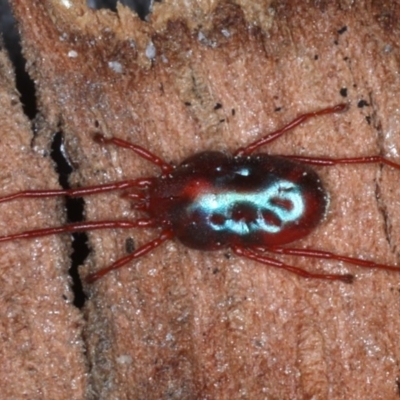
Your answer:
(1, 103), (400, 283)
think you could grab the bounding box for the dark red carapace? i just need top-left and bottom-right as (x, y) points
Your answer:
(1, 103), (400, 283)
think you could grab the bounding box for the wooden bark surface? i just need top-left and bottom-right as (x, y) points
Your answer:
(6, 0), (400, 398)
(0, 39), (87, 398)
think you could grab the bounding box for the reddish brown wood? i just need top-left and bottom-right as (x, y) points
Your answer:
(6, 0), (400, 399)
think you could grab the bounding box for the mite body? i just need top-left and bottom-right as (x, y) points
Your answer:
(148, 152), (327, 250)
(1, 103), (399, 283)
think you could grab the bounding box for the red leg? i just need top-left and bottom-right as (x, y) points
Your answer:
(234, 104), (347, 157)
(266, 246), (400, 273)
(0, 219), (156, 243)
(232, 246), (354, 283)
(0, 178), (154, 204)
(280, 155), (400, 171)
(86, 229), (174, 283)
(94, 133), (174, 174)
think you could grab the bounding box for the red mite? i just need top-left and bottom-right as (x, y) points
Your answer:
(1, 103), (400, 283)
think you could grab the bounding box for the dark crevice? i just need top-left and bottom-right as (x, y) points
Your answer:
(1, 0), (89, 308)
(0, 0), (36, 118)
(2, 0), (159, 307)
(87, 0), (155, 20)
(369, 96), (396, 256)
(375, 178), (392, 250)
(51, 133), (88, 308)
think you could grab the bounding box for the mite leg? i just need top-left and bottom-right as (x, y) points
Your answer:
(266, 246), (400, 273)
(0, 178), (154, 204)
(94, 133), (174, 174)
(232, 246), (354, 283)
(0, 219), (156, 243)
(234, 104), (347, 157)
(281, 155), (400, 171)
(0, 130), (174, 203)
(86, 229), (174, 283)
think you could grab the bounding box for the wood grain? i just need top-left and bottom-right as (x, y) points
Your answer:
(5, 0), (400, 398)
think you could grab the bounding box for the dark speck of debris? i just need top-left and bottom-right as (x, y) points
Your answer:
(337, 26), (347, 35)
(125, 237), (135, 254)
(231, 108), (236, 116)
(214, 103), (223, 110)
(365, 116), (371, 125)
(275, 107), (282, 112)
(395, 377), (400, 397)
(358, 100), (369, 108)
(343, 56), (349, 61)
(314, 54), (319, 60)
(334, 39), (339, 45)
(340, 88), (348, 97)
(219, 119), (226, 123)
(213, 268), (220, 274)
(184, 101), (191, 106)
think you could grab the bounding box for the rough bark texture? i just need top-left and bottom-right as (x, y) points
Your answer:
(0, 40), (87, 398)
(5, 0), (400, 398)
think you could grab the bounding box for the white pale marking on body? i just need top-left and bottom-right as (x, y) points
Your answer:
(237, 167), (250, 176)
(189, 179), (305, 235)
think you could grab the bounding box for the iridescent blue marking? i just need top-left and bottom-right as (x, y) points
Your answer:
(189, 179), (305, 235)
(236, 167), (250, 176)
